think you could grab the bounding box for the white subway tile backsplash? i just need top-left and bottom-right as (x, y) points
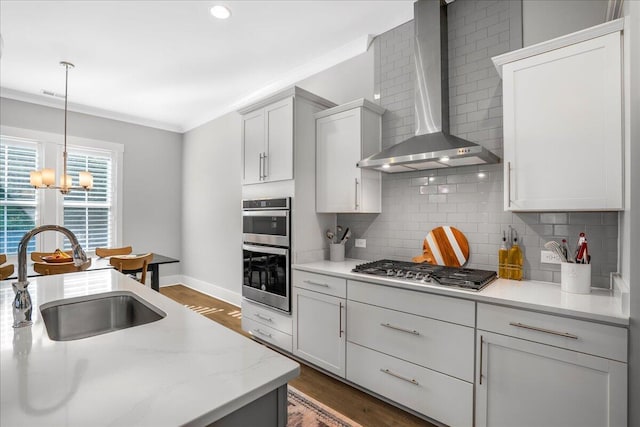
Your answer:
(429, 194), (448, 204)
(339, 1), (616, 288)
(540, 213), (568, 224)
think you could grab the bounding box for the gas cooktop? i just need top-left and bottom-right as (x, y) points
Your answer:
(352, 259), (497, 291)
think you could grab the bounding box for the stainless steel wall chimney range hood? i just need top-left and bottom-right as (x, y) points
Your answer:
(358, 0), (500, 173)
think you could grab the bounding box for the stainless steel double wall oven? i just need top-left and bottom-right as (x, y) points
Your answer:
(242, 198), (291, 312)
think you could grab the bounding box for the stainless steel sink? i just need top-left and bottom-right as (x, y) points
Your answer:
(40, 291), (166, 341)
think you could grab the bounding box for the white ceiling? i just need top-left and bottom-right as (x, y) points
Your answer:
(0, 1), (414, 132)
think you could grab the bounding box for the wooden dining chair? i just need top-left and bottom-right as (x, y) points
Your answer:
(109, 253), (153, 285)
(1, 254), (15, 280)
(30, 250), (73, 262)
(33, 259), (92, 276)
(95, 246), (133, 258)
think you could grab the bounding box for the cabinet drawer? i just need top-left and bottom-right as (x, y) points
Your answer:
(242, 298), (292, 335)
(348, 280), (475, 327)
(347, 300), (474, 381)
(347, 342), (473, 427)
(293, 270), (346, 298)
(242, 317), (293, 353)
(477, 303), (627, 362)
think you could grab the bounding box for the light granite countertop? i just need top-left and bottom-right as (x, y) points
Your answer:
(1, 269), (299, 427)
(293, 259), (629, 326)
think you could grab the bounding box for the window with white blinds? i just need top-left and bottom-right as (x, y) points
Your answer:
(1, 132), (121, 255)
(63, 150), (113, 251)
(0, 138), (38, 254)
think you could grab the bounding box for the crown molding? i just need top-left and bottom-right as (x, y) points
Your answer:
(1, 88), (183, 133)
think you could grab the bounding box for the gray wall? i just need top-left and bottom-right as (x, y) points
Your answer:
(523, 0), (608, 46)
(298, 47), (375, 105)
(339, 0), (617, 287)
(179, 50), (374, 298)
(0, 97), (183, 276)
(181, 111), (242, 298)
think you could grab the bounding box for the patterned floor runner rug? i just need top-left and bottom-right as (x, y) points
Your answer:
(287, 386), (362, 427)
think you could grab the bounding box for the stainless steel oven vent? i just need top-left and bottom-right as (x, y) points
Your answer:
(358, 0), (500, 173)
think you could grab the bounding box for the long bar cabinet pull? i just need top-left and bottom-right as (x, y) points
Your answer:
(259, 153), (264, 180)
(339, 302), (344, 338)
(380, 368), (419, 386)
(304, 280), (329, 288)
(507, 161), (512, 208)
(354, 178), (359, 210)
(262, 152), (268, 179)
(380, 323), (420, 336)
(479, 335), (484, 385)
(255, 313), (273, 322)
(253, 328), (272, 339)
(509, 322), (579, 340)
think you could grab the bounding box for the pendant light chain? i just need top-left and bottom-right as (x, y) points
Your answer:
(63, 61), (70, 191)
(29, 61), (92, 193)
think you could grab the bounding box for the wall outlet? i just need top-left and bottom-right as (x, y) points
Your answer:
(541, 250), (562, 264)
(355, 238), (366, 248)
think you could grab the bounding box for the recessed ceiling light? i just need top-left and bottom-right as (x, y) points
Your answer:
(439, 156), (450, 162)
(210, 5), (231, 19)
(382, 164), (390, 169)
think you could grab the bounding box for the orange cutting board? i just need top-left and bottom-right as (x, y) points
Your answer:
(412, 226), (469, 267)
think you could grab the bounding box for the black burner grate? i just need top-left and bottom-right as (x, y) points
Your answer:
(352, 259), (497, 291)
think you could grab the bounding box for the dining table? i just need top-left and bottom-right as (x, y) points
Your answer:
(6, 253), (179, 292)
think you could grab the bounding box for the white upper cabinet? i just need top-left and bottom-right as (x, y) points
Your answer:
(241, 97), (293, 185)
(315, 99), (385, 213)
(493, 20), (624, 211)
(239, 87), (335, 186)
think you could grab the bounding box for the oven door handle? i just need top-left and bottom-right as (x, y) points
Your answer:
(242, 210), (289, 218)
(242, 244), (288, 256)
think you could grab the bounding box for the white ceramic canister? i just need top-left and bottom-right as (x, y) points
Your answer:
(560, 262), (591, 294)
(329, 243), (345, 262)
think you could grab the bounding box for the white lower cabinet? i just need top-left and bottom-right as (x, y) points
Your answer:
(289, 269), (629, 427)
(347, 300), (474, 382)
(476, 302), (628, 427)
(347, 342), (473, 427)
(346, 279), (475, 426)
(292, 287), (345, 377)
(476, 331), (627, 427)
(241, 298), (292, 353)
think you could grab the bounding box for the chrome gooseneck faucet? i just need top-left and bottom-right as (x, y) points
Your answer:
(12, 225), (88, 328)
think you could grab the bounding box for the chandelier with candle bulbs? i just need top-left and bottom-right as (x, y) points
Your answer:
(30, 61), (93, 194)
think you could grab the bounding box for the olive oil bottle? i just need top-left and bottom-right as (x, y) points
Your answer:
(507, 233), (523, 280)
(498, 231), (509, 279)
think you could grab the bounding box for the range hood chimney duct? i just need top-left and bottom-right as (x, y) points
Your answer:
(358, 0), (500, 173)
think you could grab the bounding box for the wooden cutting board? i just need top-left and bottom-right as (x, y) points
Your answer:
(412, 226), (469, 267)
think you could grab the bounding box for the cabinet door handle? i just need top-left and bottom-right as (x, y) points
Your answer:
(479, 335), (484, 385)
(507, 161), (512, 208)
(259, 153), (264, 180)
(354, 178), (359, 210)
(380, 368), (419, 386)
(253, 328), (273, 339)
(303, 280), (329, 288)
(509, 322), (579, 340)
(339, 301), (344, 338)
(380, 323), (420, 336)
(255, 313), (273, 322)
(262, 152), (268, 179)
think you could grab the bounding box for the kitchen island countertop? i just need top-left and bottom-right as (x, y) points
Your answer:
(293, 259), (629, 326)
(1, 269), (299, 426)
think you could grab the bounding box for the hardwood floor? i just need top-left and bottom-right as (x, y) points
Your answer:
(160, 285), (436, 427)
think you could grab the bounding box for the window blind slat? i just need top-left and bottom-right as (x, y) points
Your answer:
(63, 150), (113, 250)
(1, 141), (38, 253)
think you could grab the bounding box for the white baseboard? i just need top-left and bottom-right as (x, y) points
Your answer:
(162, 274), (242, 308)
(159, 274), (183, 287)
